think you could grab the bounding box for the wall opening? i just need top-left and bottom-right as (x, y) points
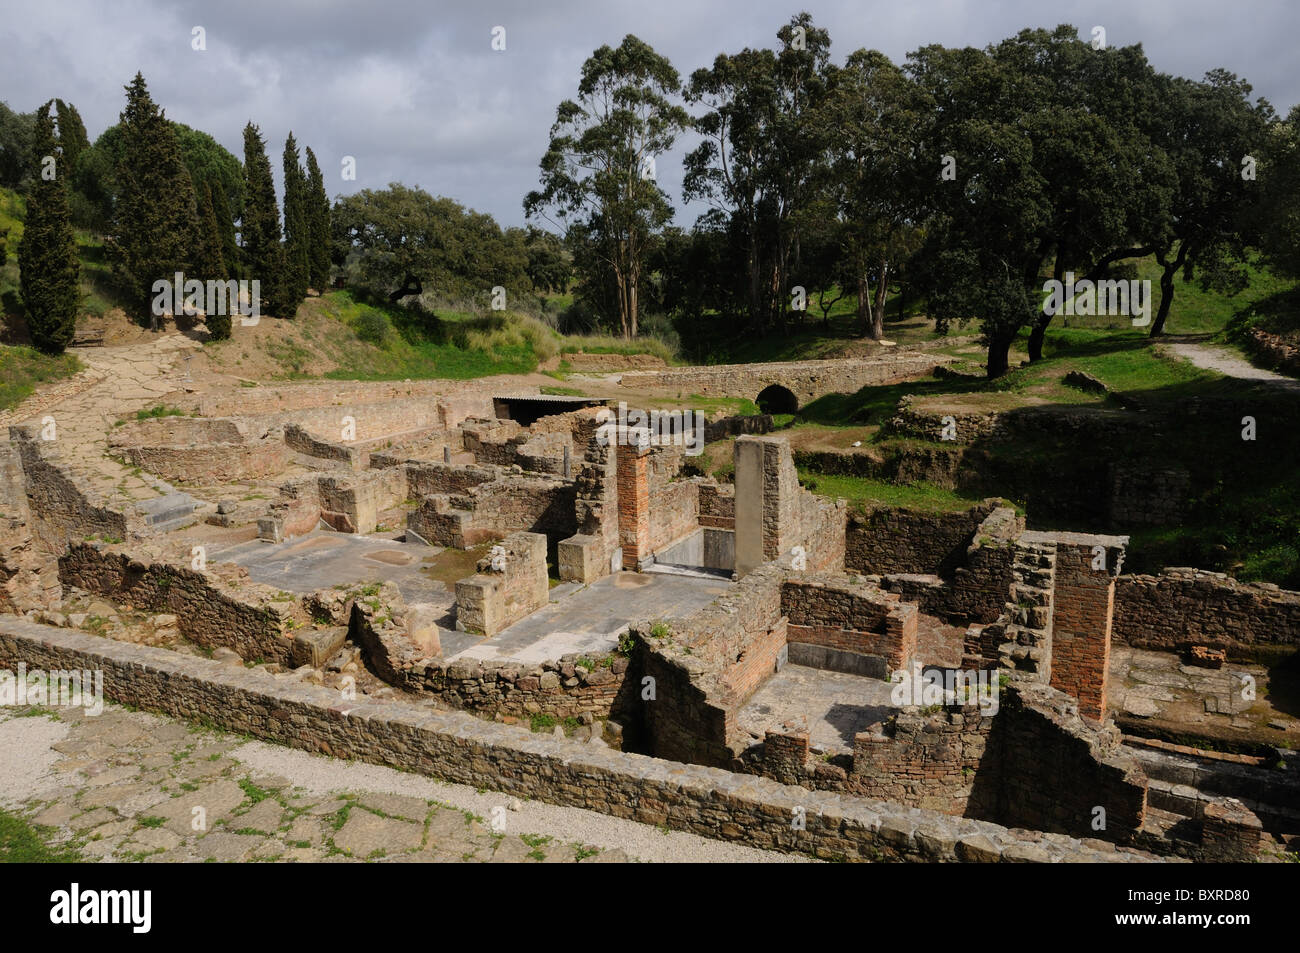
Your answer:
(756, 385), (798, 415)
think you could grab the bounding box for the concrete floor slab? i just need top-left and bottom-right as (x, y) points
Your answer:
(736, 664), (897, 754)
(451, 571), (731, 665)
(210, 530), (453, 606)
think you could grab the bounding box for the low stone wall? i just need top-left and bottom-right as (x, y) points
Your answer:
(316, 469), (406, 535)
(56, 543), (300, 664)
(195, 379), (500, 421)
(10, 428), (132, 553)
(846, 501), (1000, 576)
(283, 422), (363, 469)
(1114, 569), (1300, 654)
(454, 532), (548, 636)
(0, 618), (1154, 862)
(409, 474), (577, 548)
(697, 481), (734, 529)
(109, 417), (292, 484)
(991, 678), (1148, 844)
(782, 576), (917, 673)
(1242, 327), (1300, 376)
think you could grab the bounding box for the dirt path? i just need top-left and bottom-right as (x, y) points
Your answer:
(1159, 338), (1300, 392)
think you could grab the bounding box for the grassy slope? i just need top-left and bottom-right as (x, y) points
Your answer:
(0, 188), (84, 410)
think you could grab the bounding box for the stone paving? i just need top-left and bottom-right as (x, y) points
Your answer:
(0, 700), (802, 864)
(0, 334), (202, 509)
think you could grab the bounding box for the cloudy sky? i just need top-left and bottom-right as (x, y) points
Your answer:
(2, 0), (1296, 228)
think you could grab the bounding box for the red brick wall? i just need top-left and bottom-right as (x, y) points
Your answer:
(1049, 543), (1115, 721)
(617, 444), (650, 569)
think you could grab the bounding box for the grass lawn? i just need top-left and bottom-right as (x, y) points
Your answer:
(0, 807), (82, 862)
(0, 345), (82, 411)
(798, 471), (988, 513)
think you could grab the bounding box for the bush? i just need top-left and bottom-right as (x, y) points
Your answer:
(353, 306), (394, 348)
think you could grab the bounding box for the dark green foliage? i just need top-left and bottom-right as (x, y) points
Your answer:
(106, 73), (200, 324)
(524, 33), (688, 338)
(18, 102), (79, 353)
(281, 132), (309, 306)
(304, 146), (330, 290)
(53, 100), (89, 171)
(1258, 104), (1300, 280)
(208, 175), (238, 278)
(0, 101), (34, 190)
(74, 119), (243, 235)
(240, 122), (286, 318)
(195, 182), (230, 340)
(523, 226), (571, 294)
(332, 184), (530, 305)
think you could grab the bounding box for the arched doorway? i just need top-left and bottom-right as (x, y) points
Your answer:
(756, 384), (798, 415)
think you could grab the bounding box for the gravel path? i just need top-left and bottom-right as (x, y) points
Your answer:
(0, 702), (806, 864)
(1160, 340), (1300, 392)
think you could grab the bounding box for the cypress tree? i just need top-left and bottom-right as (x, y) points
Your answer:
(209, 179), (239, 278)
(240, 122), (286, 318)
(195, 182), (231, 341)
(54, 100), (89, 171)
(108, 73), (199, 326)
(304, 146), (331, 290)
(19, 102), (80, 353)
(281, 132), (309, 305)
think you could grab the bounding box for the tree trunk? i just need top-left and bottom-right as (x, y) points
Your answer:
(1150, 244), (1186, 338)
(1028, 256), (1065, 362)
(871, 258), (889, 341)
(986, 334), (1012, 379)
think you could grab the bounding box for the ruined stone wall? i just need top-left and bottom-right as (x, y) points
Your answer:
(0, 440), (59, 611)
(316, 469), (406, 535)
(1049, 540), (1119, 722)
(56, 543), (299, 664)
(782, 576), (917, 672)
(197, 379), (498, 423)
(617, 352), (945, 405)
(558, 430), (620, 584)
(845, 501), (999, 576)
(1114, 569), (1300, 654)
(283, 422), (363, 469)
(851, 706), (996, 816)
(646, 445), (700, 555)
(10, 428), (131, 554)
(991, 678), (1147, 844)
(404, 461), (499, 497)
(0, 619), (1145, 862)
(697, 481), (734, 529)
(455, 532), (549, 636)
(409, 475), (576, 548)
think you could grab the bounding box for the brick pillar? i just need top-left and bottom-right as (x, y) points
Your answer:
(1049, 539), (1121, 721)
(617, 436), (651, 570)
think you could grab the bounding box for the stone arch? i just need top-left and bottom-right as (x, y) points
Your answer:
(756, 384), (799, 415)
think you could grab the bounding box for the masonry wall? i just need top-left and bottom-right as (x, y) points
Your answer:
(782, 577), (917, 672)
(846, 501), (999, 576)
(697, 481), (735, 529)
(0, 619), (1147, 862)
(646, 446), (700, 555)
(1114, 569), (1300, 655)
(10, 428), (131, 554)
(991, 679), (1148, 843)
(409, 476), (577, 548)
(1049, 541), (1117, 722)
(454, 532), (549, 636)
(56, 543), (299, 664)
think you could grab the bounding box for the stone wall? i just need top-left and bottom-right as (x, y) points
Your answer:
(56, 543), (300, 664)
(283, 422), (363, 469)
(1114, 569), (1300, 655)
(10, 427), (132, 554)
(845, 501), (1000, 576)
(617, 352), (947, 406)
(558, 426), (620, 584)
(991, 678), (1148, 843)
(0, 440), (59, 611)
(109, 417), (292, 484)
(0, 618), (1150, 862)
(646, 446), (700, 556)
(697, 481), (734, 529)
(1050, 538), (1123, 722)
(782, 576), (917, 673)
(454, 532), (549, 636)
(409, 474), (576, 548)
(316, 469), (406, 535)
